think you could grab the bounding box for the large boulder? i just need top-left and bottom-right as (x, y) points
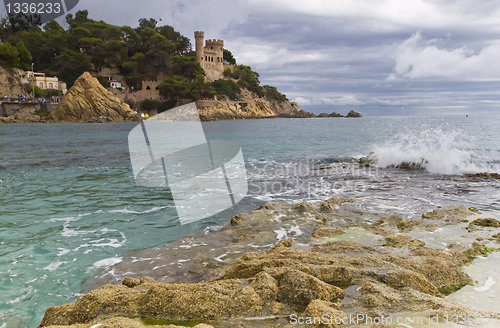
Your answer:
(48, 72), (138, 123)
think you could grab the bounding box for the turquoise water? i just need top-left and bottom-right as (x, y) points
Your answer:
(0, 116), (499, 327)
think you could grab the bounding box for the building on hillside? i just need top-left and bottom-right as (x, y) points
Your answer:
(133, 72), (166, 101)
(25, 71), (67, 94)
(194, 31), (234, 81)
(91, 67), (127, 90)
(110, 80), (122, 89)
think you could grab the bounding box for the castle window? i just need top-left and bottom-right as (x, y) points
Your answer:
(205, 56), (207, 61)
(146, 86), (151, 90)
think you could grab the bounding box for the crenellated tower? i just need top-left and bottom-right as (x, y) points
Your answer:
(194, 31), (204, 63)
(194, 32), (228, 81)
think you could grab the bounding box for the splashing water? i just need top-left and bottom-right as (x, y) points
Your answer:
(372, 127), (496, 175)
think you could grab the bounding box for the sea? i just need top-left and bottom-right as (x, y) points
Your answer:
(0, 115), (500, 327)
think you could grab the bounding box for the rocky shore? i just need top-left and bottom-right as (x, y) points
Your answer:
(38, 196), (500, 328)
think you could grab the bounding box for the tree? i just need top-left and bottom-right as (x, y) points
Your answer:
(172, 56), (204, 80)
(233, 65), (263, 96)
(157, 75), (190, 98)
(0, 42), (19, 67)
(212, 79), (240, 99)
(66, 10), (91, 29)
(223, 49), (236, 65)
(15, 41), (32, 70)
(138, 18), (157, 30)
(8, 12), (42, 33)
(263, 85), (288, 101)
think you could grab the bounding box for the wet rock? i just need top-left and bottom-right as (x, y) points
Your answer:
(277, 269), (344, 306)
(249, 272), (278, 304)
(469, 218), (500, 227)
(122, 277), (141, 288)
(421, 205), (473, 223)
(465, 172), (500, 179)
(46, 199), (491, 328)
(293, 201), (317, 213)
(381, 235), (425, 248)
(311, 227), (345, 238)
(302, 300), (344, 327)
(230, 212), (251, 226)
(41, 316), (214, 328)
(358, 152), (376, 166)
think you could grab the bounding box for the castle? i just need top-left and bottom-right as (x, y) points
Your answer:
(194, 31), (232, 81)
(119, 31), (233, 105)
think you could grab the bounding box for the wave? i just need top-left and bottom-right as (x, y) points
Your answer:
(371, 127), (499, 175)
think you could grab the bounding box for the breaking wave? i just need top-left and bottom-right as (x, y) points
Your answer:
(371, 127), (499, 175)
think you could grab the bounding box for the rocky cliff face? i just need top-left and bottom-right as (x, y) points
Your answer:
(48, 72), (138, 123)
(196, 97), (314, 121)
(0, 66), (26, 97)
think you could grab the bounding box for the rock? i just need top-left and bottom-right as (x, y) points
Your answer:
(47, 72), (138, 123)
(469, 218), (500, 227)
(40, 316), (214, 328)
(40, 199), (487, 328)
(329, 112), (343, 117)
(0, 66), (26, 97)
(88, 116), (114, 123)
(345, 110), (362, 118)
(277, 269), (344, 306)
(122, 277), (140, 288)
(318, 113), (330, 118)
(465, 172), (500, 179)
(358, 152), (376, 166)
(293, 201), (317, 213)
(196, 97), (313, 121)
(230, 212), (251, 226)
(302, 300), (343, 328)
(421, 205), (473, 223)
(311, 227), (345, 238)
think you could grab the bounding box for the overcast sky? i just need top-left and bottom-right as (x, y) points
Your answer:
(14, 0), (500, 115)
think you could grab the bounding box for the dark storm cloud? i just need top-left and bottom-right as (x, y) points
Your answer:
(22, 0), (500, 115)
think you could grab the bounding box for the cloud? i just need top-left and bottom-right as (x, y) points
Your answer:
(293, 95), (365, 107)
(389, 32), (500, 81)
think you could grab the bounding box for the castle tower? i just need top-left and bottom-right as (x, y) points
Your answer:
(194, 31), (204, 63)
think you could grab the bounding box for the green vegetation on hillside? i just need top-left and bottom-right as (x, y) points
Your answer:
(0, 10), (288, 102)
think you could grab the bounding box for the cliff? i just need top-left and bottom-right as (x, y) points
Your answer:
(47, 72), (138, 123)
(196, 96), (314, 121)
(0, 66), (27, 97)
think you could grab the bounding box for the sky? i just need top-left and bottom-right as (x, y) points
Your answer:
(8, 0), (500, 115)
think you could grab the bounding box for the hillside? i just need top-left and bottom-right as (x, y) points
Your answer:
(0, 11), (313, 121)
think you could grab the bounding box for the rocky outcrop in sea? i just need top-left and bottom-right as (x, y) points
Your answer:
(37, 197), (499, 328)
(47, 72), (139, 123)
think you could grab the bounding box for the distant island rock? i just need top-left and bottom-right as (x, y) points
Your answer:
(47, 72), (139, 123)
(346, 110), (362, 117)
(315, 110), (362, 118)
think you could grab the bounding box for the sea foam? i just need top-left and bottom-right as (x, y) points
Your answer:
(372, 127), (498, 175)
